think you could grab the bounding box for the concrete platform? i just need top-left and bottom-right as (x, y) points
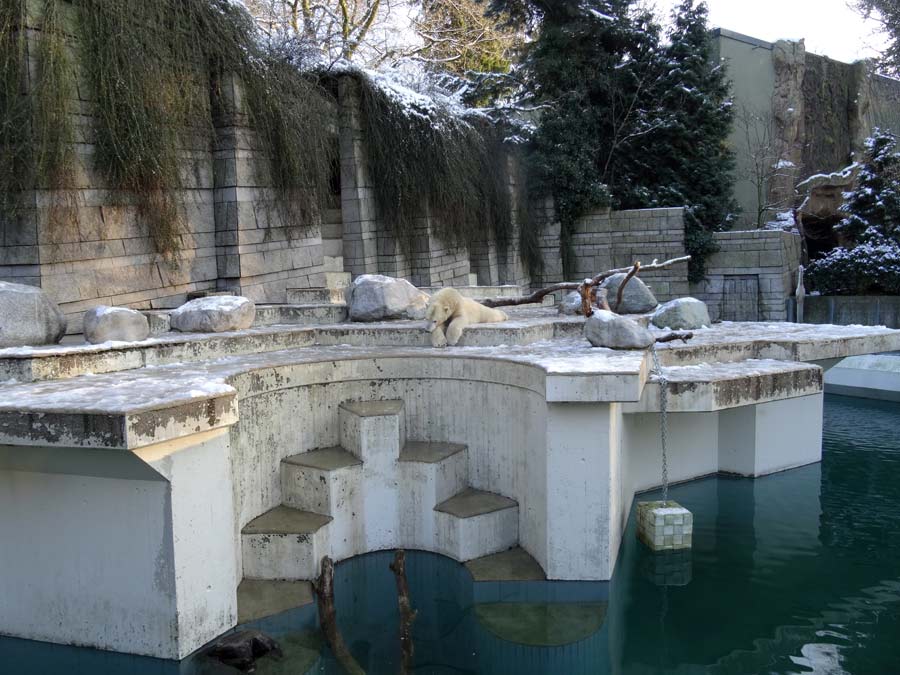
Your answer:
(1, 315), (899, 659)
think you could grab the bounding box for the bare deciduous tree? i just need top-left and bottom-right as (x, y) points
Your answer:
(735, 102), (800, 227)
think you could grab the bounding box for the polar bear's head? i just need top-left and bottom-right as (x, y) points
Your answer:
(425, 288), (461, 332)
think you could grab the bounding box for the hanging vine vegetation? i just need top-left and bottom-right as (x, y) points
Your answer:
(353, 72), (511, 261)
(0, 0), (34, 219)
(77, 0), (335, 254)
(1, 0), (335, 255)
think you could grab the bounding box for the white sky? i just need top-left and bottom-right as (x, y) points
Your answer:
(654, 0), (891, 63)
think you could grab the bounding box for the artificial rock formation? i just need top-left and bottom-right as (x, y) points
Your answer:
(0, 281), (67, 348)
(170, 296), (256, 333)
(346, 274), (430, 322)
(584, 310), (655, 350)
(600, 274), (658, 314)
(83, 306), (150, 344)
(651, 298), (711, 331)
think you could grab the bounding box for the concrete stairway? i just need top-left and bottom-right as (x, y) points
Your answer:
(240, 399), (519, 581)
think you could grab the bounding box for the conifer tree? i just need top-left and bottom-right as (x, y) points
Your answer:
(807, 129), (900, 295)
(513, 0), (663, 275)
(634, 0), (737, 281)
(837, 129), (900, 244)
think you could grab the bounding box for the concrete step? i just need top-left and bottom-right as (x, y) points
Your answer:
(324, 271), (351, 289)
(398, 442), (469, 548)
(253, 303), (347, 327)
(434, 488), (519, 562)
(339, 400), (405, 461)
(281, 447), (362, 516)
(324, 208), (342, 225)
(241, 506), (331, 580)
(322, 255), (344, 273)
(285, 288), (346, 304)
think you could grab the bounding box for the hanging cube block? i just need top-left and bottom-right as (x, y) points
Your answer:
(637, 500), (692, 552)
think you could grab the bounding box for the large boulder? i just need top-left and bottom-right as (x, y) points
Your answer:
(584, 310), (655, 350)
(83, 306), (150, 344)
(600, 273), (658, 314)
(651, 298), (710, 330)
(0, 281), (67, 348)
(170, 295), (256, 333)
(346, 274), (430, 322)
(557, 290), (584, 315)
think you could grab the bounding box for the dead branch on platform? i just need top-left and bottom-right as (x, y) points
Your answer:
(655, 331), (693, 344)
(480, 255), (691, 310)
(390, 550), (417, 675)
(614, 261), (641, 312)
(314, 556), (365, 675)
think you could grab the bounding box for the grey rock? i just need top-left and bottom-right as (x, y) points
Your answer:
(601, 273), (658, 314)
(83, 306), (151, 344)
(0, 281), (67, 348)
(651, 298), (711, 330)
(170, 295), (256, 333)
(584, 310), (655, 350)
(557, 291), (584, 315)
(347, 274), (430, 321)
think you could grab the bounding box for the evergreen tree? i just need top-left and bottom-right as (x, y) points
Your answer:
(514, 0), (663, 275)
(490, 0), (735, 280)
(837, 129), (900, 244)
(633, 0), (737, 281)
(807, 129), (900, 295)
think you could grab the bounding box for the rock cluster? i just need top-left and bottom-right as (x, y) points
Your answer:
(0, 281), (67, 348)
(83, 306), (150, 344)
(170, 295), (256, 333)
(347, 274), (430, 321)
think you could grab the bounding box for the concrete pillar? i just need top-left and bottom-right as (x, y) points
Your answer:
(338, 77), (379, 276)
(718, 393), (823, 476)
(543, 401), (622, 580)
(0, 429), (237, 660)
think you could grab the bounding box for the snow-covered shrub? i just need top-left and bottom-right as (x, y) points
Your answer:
(807, 130), (900, 295)
(806, 236), (900, 295)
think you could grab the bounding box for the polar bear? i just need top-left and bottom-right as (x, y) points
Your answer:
(425, 288), (509, 347)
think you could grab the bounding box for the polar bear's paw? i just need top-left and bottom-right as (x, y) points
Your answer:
(431, 330), (448, 348)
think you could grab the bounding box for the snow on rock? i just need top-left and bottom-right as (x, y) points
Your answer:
(347, 275), (430, 322)
(600, 273), (658, 314)
(170, 296), (256, 333)
(651, 298), (711, 331)
(584, 310), (655, 350)
(0, 281), (67, 349)
(83, 306), (150, 345)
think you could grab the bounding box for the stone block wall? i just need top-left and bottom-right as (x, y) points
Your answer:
(213, 75), (325, 304)
(0, 5), (325, 332)
(692, 230), (801, 321)
(537, 206), (690, 303)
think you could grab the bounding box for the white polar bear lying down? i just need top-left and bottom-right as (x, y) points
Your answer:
(425, 287), (509, 347)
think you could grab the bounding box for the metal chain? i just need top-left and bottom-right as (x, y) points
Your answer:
(650, 345), (669, 502)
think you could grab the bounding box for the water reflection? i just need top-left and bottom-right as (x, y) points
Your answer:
(2, 395), (899, 674)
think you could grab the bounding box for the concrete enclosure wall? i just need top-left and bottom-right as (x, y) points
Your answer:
(713, 27), (900, 227)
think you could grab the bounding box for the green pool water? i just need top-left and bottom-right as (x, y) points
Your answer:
(2, 394), (899, 674)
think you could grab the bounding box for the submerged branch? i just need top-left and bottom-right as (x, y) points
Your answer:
(314, 556), (365, 675)
(390, 550), (417, 675)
